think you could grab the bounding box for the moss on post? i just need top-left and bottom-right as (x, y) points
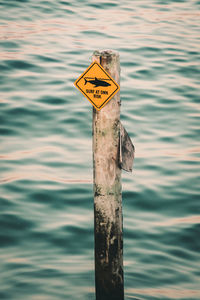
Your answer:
(92, 50), (124, 300)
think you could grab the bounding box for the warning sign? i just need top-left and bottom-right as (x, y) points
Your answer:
(74, 62), (120, 111)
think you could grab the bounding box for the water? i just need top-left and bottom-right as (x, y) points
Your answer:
(0, 0), (200, 299)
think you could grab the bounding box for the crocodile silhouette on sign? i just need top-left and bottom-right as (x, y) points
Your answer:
(84, 77), (111, 87)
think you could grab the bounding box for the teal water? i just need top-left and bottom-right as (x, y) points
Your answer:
(0, 0), (200, 299)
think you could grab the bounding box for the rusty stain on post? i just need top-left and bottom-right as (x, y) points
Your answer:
(92, 50), (124, 300)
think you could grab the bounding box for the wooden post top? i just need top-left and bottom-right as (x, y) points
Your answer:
(93, 49), (119, 58)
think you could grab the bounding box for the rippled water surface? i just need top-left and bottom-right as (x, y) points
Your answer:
(1, 0), (200, 299)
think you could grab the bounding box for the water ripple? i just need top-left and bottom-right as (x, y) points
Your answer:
(0, 173), (92, 185)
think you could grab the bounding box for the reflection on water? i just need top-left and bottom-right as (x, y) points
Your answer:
(0, 173), (92, 184)
(127, 288), (200, 299)
(0, 0), (200, 299)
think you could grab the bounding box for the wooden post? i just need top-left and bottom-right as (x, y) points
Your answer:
(92, 50), (124, 300)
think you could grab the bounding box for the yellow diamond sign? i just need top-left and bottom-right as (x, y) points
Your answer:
(74, 61), (120, 111)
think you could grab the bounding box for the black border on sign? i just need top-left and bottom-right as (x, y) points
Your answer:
(74, 62), (120, 110)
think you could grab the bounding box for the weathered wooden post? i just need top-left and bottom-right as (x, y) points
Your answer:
(92, 50), (124, 300)
(74, 49), (134, 300)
